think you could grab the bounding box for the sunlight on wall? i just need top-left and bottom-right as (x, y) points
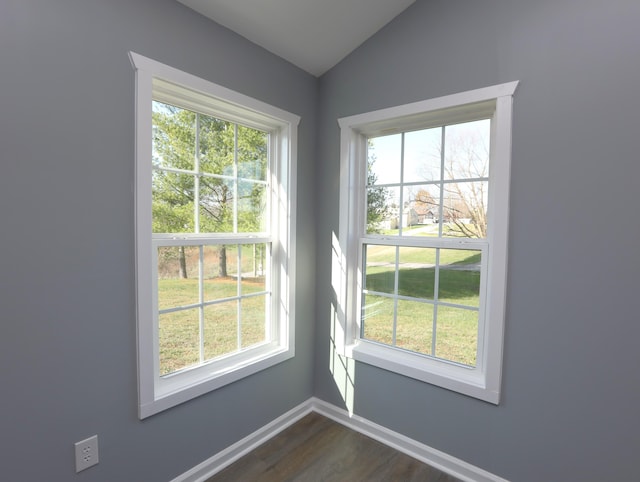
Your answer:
(330, 232), (355, 415)
(330, 305), (355, 415)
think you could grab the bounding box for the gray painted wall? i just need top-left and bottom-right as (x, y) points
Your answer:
(0, 0), (316, 480)
(3, 0), (640, 481)
(315, 0), (640, 481)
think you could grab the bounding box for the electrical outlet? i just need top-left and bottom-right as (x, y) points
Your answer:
(74, 435), (99, 472)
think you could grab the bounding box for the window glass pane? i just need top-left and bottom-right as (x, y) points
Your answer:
(434, 306), (478, 367)
(398, 247), (436, 300)
(152, 101), (195, 172)
(362, 294), (395, 345)
(438, 249), (482, 307)
(237, 180), (266, 233)
(203, 301), (238, 360)
(240, 244), (267, 294)
(443, 119), (490, 181)
(157, 246), (199, 309)
(364, 244), (396, 294)
(159, 308), (200, 376)
(402, 185), (440, 234)
(404, 127), (442, 183)
(241, 294), (267, 349)
(152, 171), (195, 233)
(366, 186), (400, 235)
(203, 245), (237, 302)
(237, 125), (268, 181)
(368, 134), (401, 185)
(441, 181), (488, 238)
(396, 299), (434, 355)
(199, 114), (234, 176)
(199, 175), (234, 233)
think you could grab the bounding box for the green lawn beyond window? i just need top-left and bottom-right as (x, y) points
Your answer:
(158, 277), (267, 375)
(363, 245), (480, 366)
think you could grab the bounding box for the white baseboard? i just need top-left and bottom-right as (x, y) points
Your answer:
(172, 397), (508, 482)
(308, 397), (508, 482)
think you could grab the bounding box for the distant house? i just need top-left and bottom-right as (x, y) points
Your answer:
(402, 202), (437, 226)
(403, 207), (420, 226)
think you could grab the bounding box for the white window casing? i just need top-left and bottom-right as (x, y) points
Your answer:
(336, 82), (518, 404)
(130, 52), (299, 418)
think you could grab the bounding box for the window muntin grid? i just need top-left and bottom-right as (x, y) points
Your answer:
(152, 101), (272, 377)
(361, 119), (490, 367)
(362, 244), (482, 366)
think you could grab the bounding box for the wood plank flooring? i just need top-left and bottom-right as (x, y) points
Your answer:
(206, 412), (461, 482)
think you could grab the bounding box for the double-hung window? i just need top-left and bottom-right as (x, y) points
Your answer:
(130, 52), (299, 418)
(336, 82), (518, 403)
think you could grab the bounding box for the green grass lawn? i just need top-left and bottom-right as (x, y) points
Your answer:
(157, 242), (480, 374)
(158, 277), (266, 375)
(363, 244), (480, 366)
(362, 295), (478, 366)
(365, 244), (481, 266)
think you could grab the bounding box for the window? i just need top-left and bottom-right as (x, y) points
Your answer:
(336, 82), (518, 403)
(130, 52), (299, 418)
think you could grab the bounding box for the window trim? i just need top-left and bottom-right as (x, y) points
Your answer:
(130, 52), (299, 418)
(336, 82), (518, 404)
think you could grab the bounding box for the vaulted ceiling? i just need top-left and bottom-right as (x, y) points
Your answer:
(178, 0), (416, 77)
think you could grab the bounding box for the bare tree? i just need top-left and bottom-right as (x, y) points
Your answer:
(441, 125), (490, 238)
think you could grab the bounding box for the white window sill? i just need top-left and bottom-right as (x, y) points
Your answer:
(346, 340), (500, 404)
(140, 345), (294, 419)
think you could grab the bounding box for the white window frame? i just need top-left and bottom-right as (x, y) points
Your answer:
(130, 52), (299, 418)
(336, 82), (518, 404)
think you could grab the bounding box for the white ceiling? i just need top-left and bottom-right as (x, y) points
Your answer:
(178, 0), (416, 77)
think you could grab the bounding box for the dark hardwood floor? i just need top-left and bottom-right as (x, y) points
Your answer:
(206, 412), (461, 482)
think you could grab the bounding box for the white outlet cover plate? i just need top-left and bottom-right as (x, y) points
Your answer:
(75, 435), (99, 472)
